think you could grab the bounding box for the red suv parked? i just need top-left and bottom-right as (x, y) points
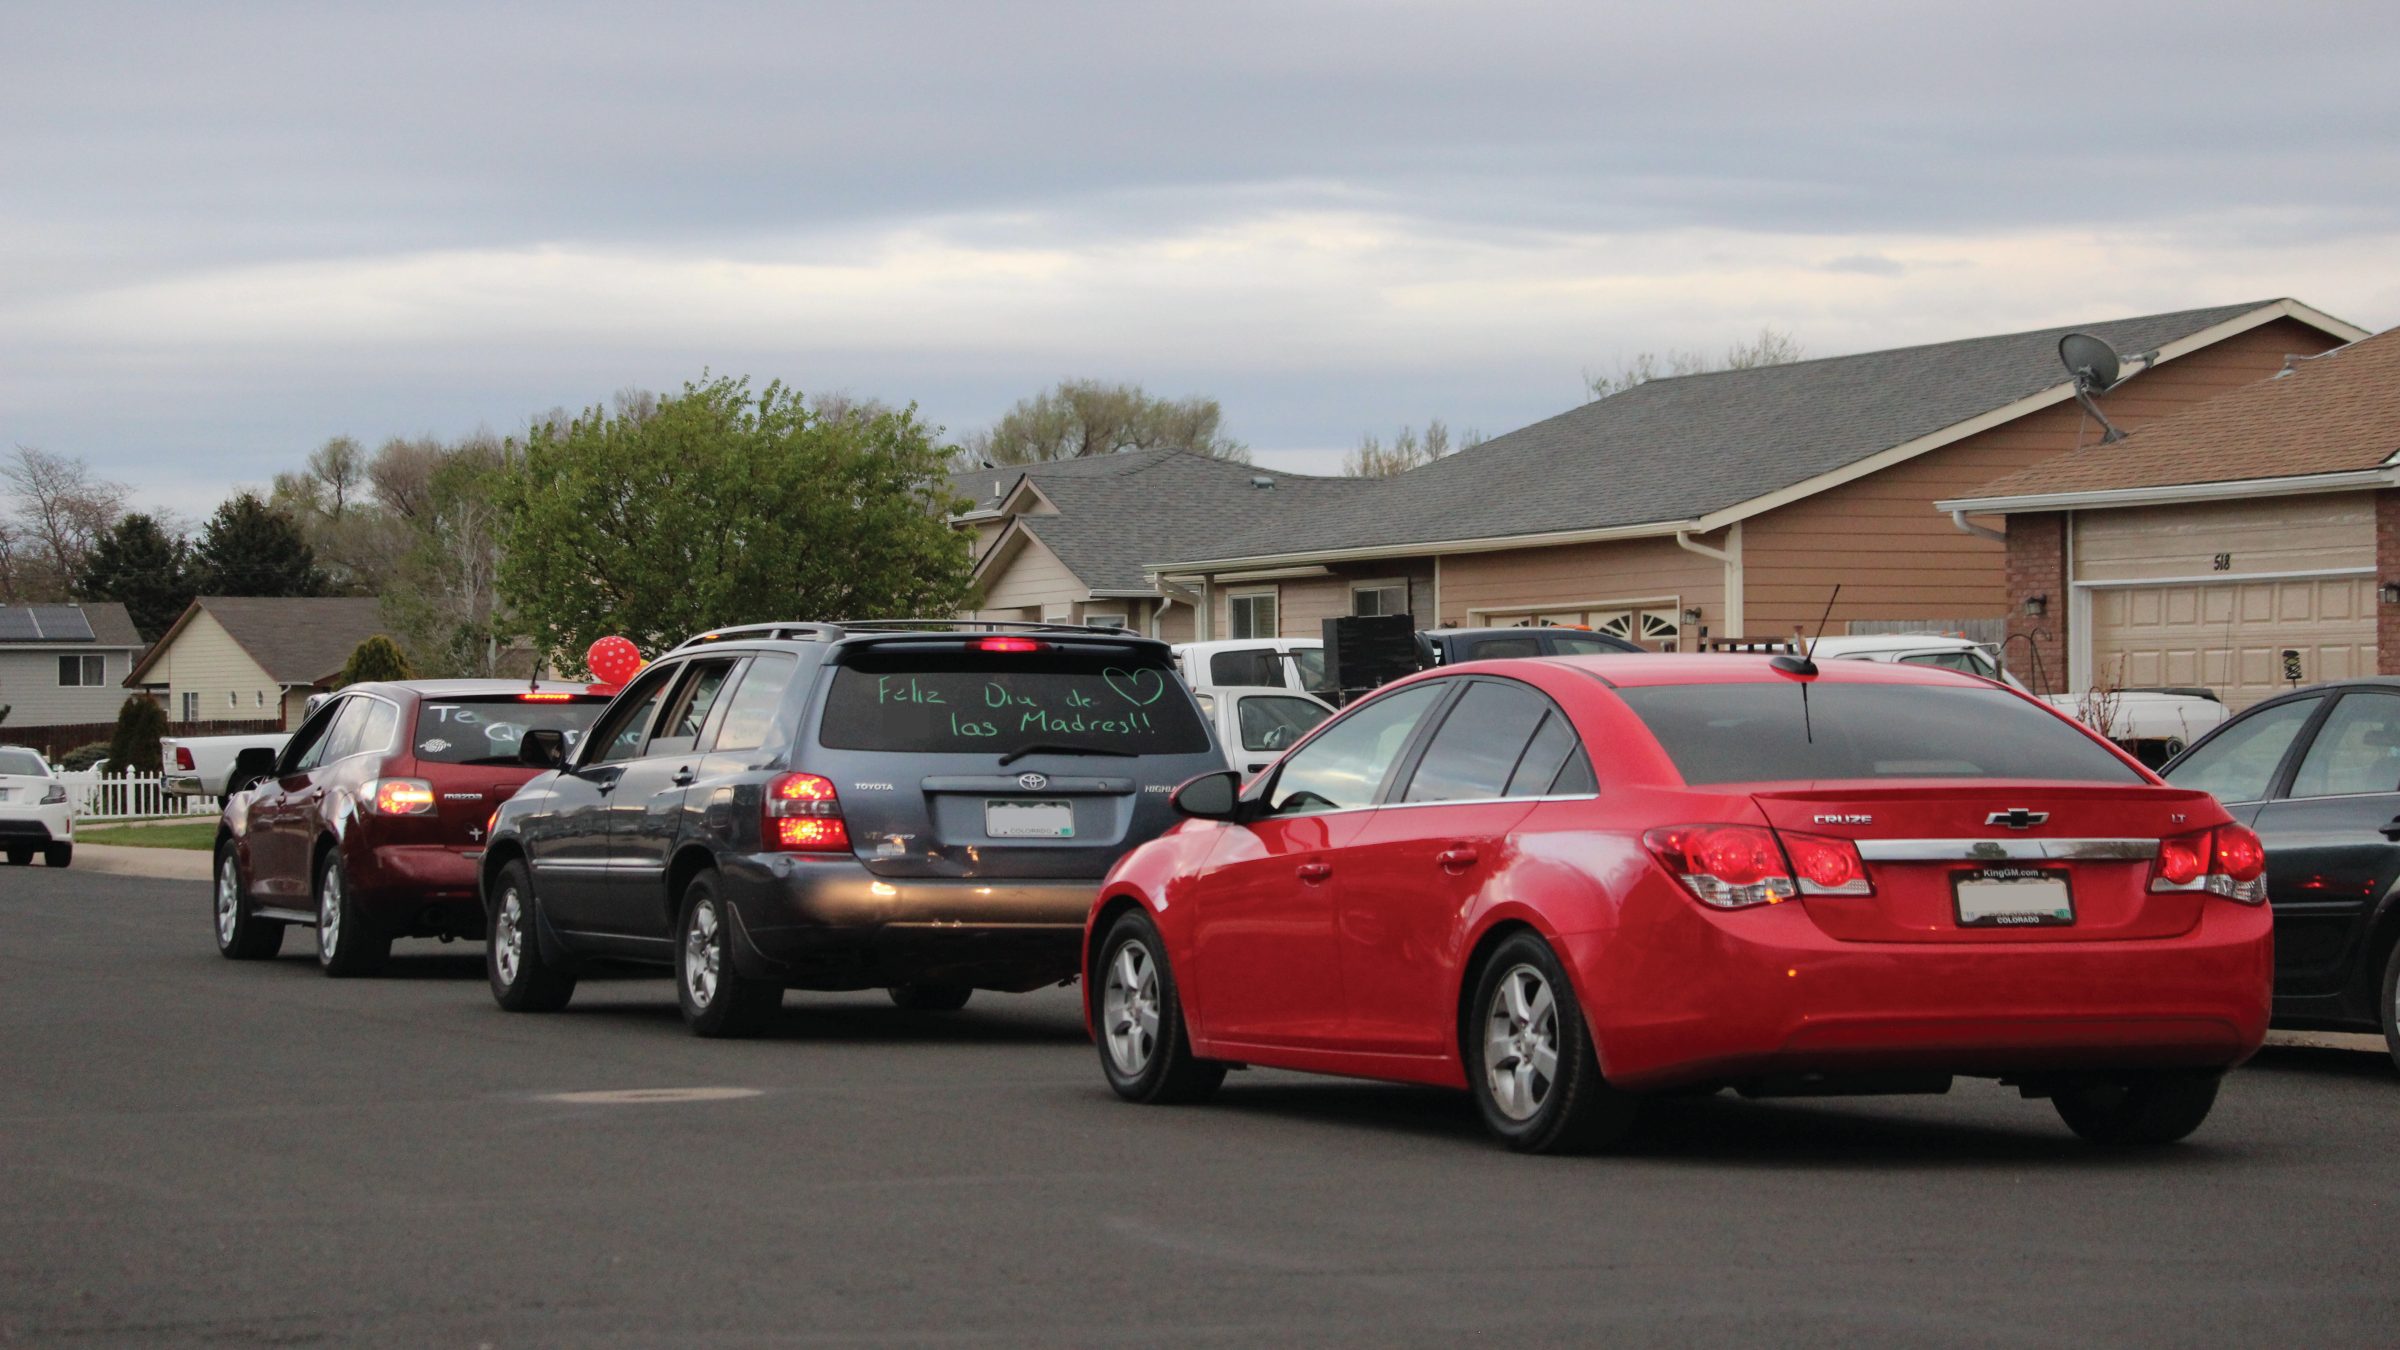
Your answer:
(212, 680), (611, 975)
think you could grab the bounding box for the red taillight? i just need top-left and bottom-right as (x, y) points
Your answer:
(367, 778), (437, 816)
(174, 746), (196, 770)
(765, 772), (848, 853)
(519, 691), (574, 702)
(974, 637), (1043, 652)
(1643, 825), (1794, 909)
(2150, 825), (2267, 904)
(1780, 830), (1872, 896)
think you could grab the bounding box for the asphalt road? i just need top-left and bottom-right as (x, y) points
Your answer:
(4, 868), (2395, 1347)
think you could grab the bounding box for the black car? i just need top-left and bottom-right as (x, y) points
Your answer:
(2161, 679), (2400, 1068)
(1416, 626), (1645, 664)
(478, 621), (1223, 1036)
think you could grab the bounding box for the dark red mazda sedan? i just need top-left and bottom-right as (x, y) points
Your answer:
(1084, 655), (2272, 1152)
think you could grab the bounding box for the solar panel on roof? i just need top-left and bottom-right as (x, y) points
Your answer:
(0, 609), (40, 641)
(28, 606), (95, 641)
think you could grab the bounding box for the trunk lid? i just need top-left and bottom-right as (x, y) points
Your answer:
(1749, 782), (2225, 943)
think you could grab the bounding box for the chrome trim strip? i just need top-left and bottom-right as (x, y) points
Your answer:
(1856, 837), (2160, 862)
(531, 858), (668, 873)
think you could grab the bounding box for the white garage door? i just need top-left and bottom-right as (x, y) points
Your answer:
(2087, 575), (2376, 711)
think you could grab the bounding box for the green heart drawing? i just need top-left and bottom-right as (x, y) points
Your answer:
(1103, 667), (1166, 706)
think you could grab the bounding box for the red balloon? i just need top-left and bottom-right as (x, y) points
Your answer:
(586, 636), (644, 685)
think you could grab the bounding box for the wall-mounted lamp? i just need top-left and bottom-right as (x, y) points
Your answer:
(1682, 607), (1702, 626)
(2380, 582), (2400, 606)
(2024, 594), (2048, 618)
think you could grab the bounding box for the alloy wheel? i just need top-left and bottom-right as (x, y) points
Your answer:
(1102, 940), (1162, 1076)
(684, 898), (721, 1010)
(216, 855), (240, 945)
(318, 868), (343, 958)
(1483, 963), (1560, 1122)
(494, 888), (525, 987)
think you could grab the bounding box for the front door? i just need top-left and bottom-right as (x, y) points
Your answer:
(1187, 681), (1448, 1049)
(2250, 690), (2400, 1003)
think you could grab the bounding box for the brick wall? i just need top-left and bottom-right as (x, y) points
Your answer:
(2379, 491), (2400, 677)
(2004, 511), (2070, 697)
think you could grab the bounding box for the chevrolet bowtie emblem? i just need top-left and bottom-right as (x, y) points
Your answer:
(1986, 808), (2048, 830)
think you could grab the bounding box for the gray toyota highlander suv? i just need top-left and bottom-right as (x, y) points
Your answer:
(478, 621), (1222, 1036)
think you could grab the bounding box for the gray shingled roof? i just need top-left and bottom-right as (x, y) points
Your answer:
(0, 601), (140, 647)
(1162, 300), (2291, 565)
(971, 449), (1361, 592)
(198, 596), (393, 683)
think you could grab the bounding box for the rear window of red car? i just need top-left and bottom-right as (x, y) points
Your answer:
(412, 697), (609, 765)
(1616, 682), (2142, 785)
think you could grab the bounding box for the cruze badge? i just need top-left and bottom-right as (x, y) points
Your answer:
(1813, 814), (1872, 825)
(1017, 772), (1049, 791)
(1987, 808), (2049, 830)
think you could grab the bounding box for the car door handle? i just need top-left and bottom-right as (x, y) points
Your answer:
(1295, 862), (1333, 883)
(2380, 815), (2400, 840)
(671, 767), (696, 787)
(1436, 846), (1479, 871)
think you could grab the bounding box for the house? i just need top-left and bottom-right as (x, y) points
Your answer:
(0, 602), (146, 728)
(954, 449), (1362, 639)
(1144, 299), (2362, 650)
(125, 596), (393, 726)
(1939, 323), (2400, 710)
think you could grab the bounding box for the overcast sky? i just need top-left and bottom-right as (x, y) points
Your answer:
(5, 1), (2398, 515)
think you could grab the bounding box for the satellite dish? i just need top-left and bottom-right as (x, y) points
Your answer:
(2056, 332), (2157, 446)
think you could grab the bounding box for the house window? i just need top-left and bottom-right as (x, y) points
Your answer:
(1352, 581), (1408, 619)
(57, 654), (105, 687)
(1228, 589), (1278, 640)
(228, 690), (239, 709)
(180, 692), (198, 721)
(1085, 612), (1127, 630)
(256, 690), (266, 707)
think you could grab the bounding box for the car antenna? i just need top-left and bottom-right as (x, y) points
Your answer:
(1771, 584), (1840, 677)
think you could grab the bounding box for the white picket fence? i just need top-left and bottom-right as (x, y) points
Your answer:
(55, 770), (219, 822)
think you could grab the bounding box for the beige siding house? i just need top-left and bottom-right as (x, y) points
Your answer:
(1152, 300), (2361, 653)
(127, 597), (394, 726)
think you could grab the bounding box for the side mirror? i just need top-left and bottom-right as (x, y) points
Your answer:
(1170, 769), (1242, 820)
(520, 728), (568, 770)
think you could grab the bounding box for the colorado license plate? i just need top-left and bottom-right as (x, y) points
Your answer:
(1953, 867), (2074, 927)
(985, 799), (1074, 839)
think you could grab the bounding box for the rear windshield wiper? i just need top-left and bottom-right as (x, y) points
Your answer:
(997, 742), (1137, 767)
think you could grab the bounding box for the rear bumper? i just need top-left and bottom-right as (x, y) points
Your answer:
(352, 843), (483, 909)
(0, 812), (66, 847)
(719, 852), (1093, 991)
(1567, 889), (2275, 1091)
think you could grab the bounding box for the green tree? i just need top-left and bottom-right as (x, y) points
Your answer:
(76, 513), (193, 640)
(190, 493), (327, 597)
(334, 635), (415, 687)
(495, 376), (974, 665)
(960, 379), (1248, 465)
(108, 695), (168, 773)
(379, 437), (515, 676)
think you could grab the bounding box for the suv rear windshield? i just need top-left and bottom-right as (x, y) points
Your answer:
(413, 697), (610, 765)
(822, 649), (1210, 756)
(1616, 682), (2142, 785)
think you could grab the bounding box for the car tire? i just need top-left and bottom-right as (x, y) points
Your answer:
(887, 983), (973, 1012)
(1094, 909), (1225, 1105)
(487, 859), (575, 1012)
(314, 850), (391, 978)
(2053, 1071), (2221, 1145)
(1465, 931), (1640, 1154)
(44, 844), (72, 868)
(2378, 937), (2400, 1076)
(213, 843), (285, 961)
(676, 871), (779, 1038)
(3, 848), (30, 866)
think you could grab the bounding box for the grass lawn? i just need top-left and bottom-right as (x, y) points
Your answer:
(77, 821), (219, 851)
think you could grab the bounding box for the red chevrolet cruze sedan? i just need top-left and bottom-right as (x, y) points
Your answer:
(1084, 655), (2272, 1152)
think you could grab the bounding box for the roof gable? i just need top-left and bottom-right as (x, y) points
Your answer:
(128, 596), (392, 686)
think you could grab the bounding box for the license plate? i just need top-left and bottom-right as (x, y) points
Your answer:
(985, 799), (1075, 839)
(1954, 867), (2074, 927)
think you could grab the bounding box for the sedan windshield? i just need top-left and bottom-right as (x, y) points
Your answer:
(1617, 682), (2142, 785)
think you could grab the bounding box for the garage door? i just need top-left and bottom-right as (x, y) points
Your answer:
(2087, 576), (2375, 711)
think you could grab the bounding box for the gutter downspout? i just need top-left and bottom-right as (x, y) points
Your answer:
(1949, 509), (2007, 544)
(1674, 525), (1742, 639)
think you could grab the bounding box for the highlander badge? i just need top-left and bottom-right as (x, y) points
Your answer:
(1986, 808), (2049, 830)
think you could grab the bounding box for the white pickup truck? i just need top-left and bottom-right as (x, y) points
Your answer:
(1188, 684), (1336, 779)
(1797, 634), (2229, 766)
(163, 730), (292, 804)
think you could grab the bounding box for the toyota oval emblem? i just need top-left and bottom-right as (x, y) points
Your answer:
(1017, 772), (1049, 791)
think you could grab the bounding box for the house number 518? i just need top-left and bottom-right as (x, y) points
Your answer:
(2211, 553), (2232, 571)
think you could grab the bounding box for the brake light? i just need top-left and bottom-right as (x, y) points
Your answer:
(765, 772), (849, 852)
(519, 691), (574, 702)
(366, 778), (437, 816)
(174, 746), (196, 770)
(2150, 825), (2267, 903)
(974, 637), (1043, 652)
(1779, 830), (1873, 896)
(1643, 825), (1795, 908)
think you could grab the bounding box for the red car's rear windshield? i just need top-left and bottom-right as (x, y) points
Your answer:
(1615, 682), (2142, 786)
(412, 697), (609, 766)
